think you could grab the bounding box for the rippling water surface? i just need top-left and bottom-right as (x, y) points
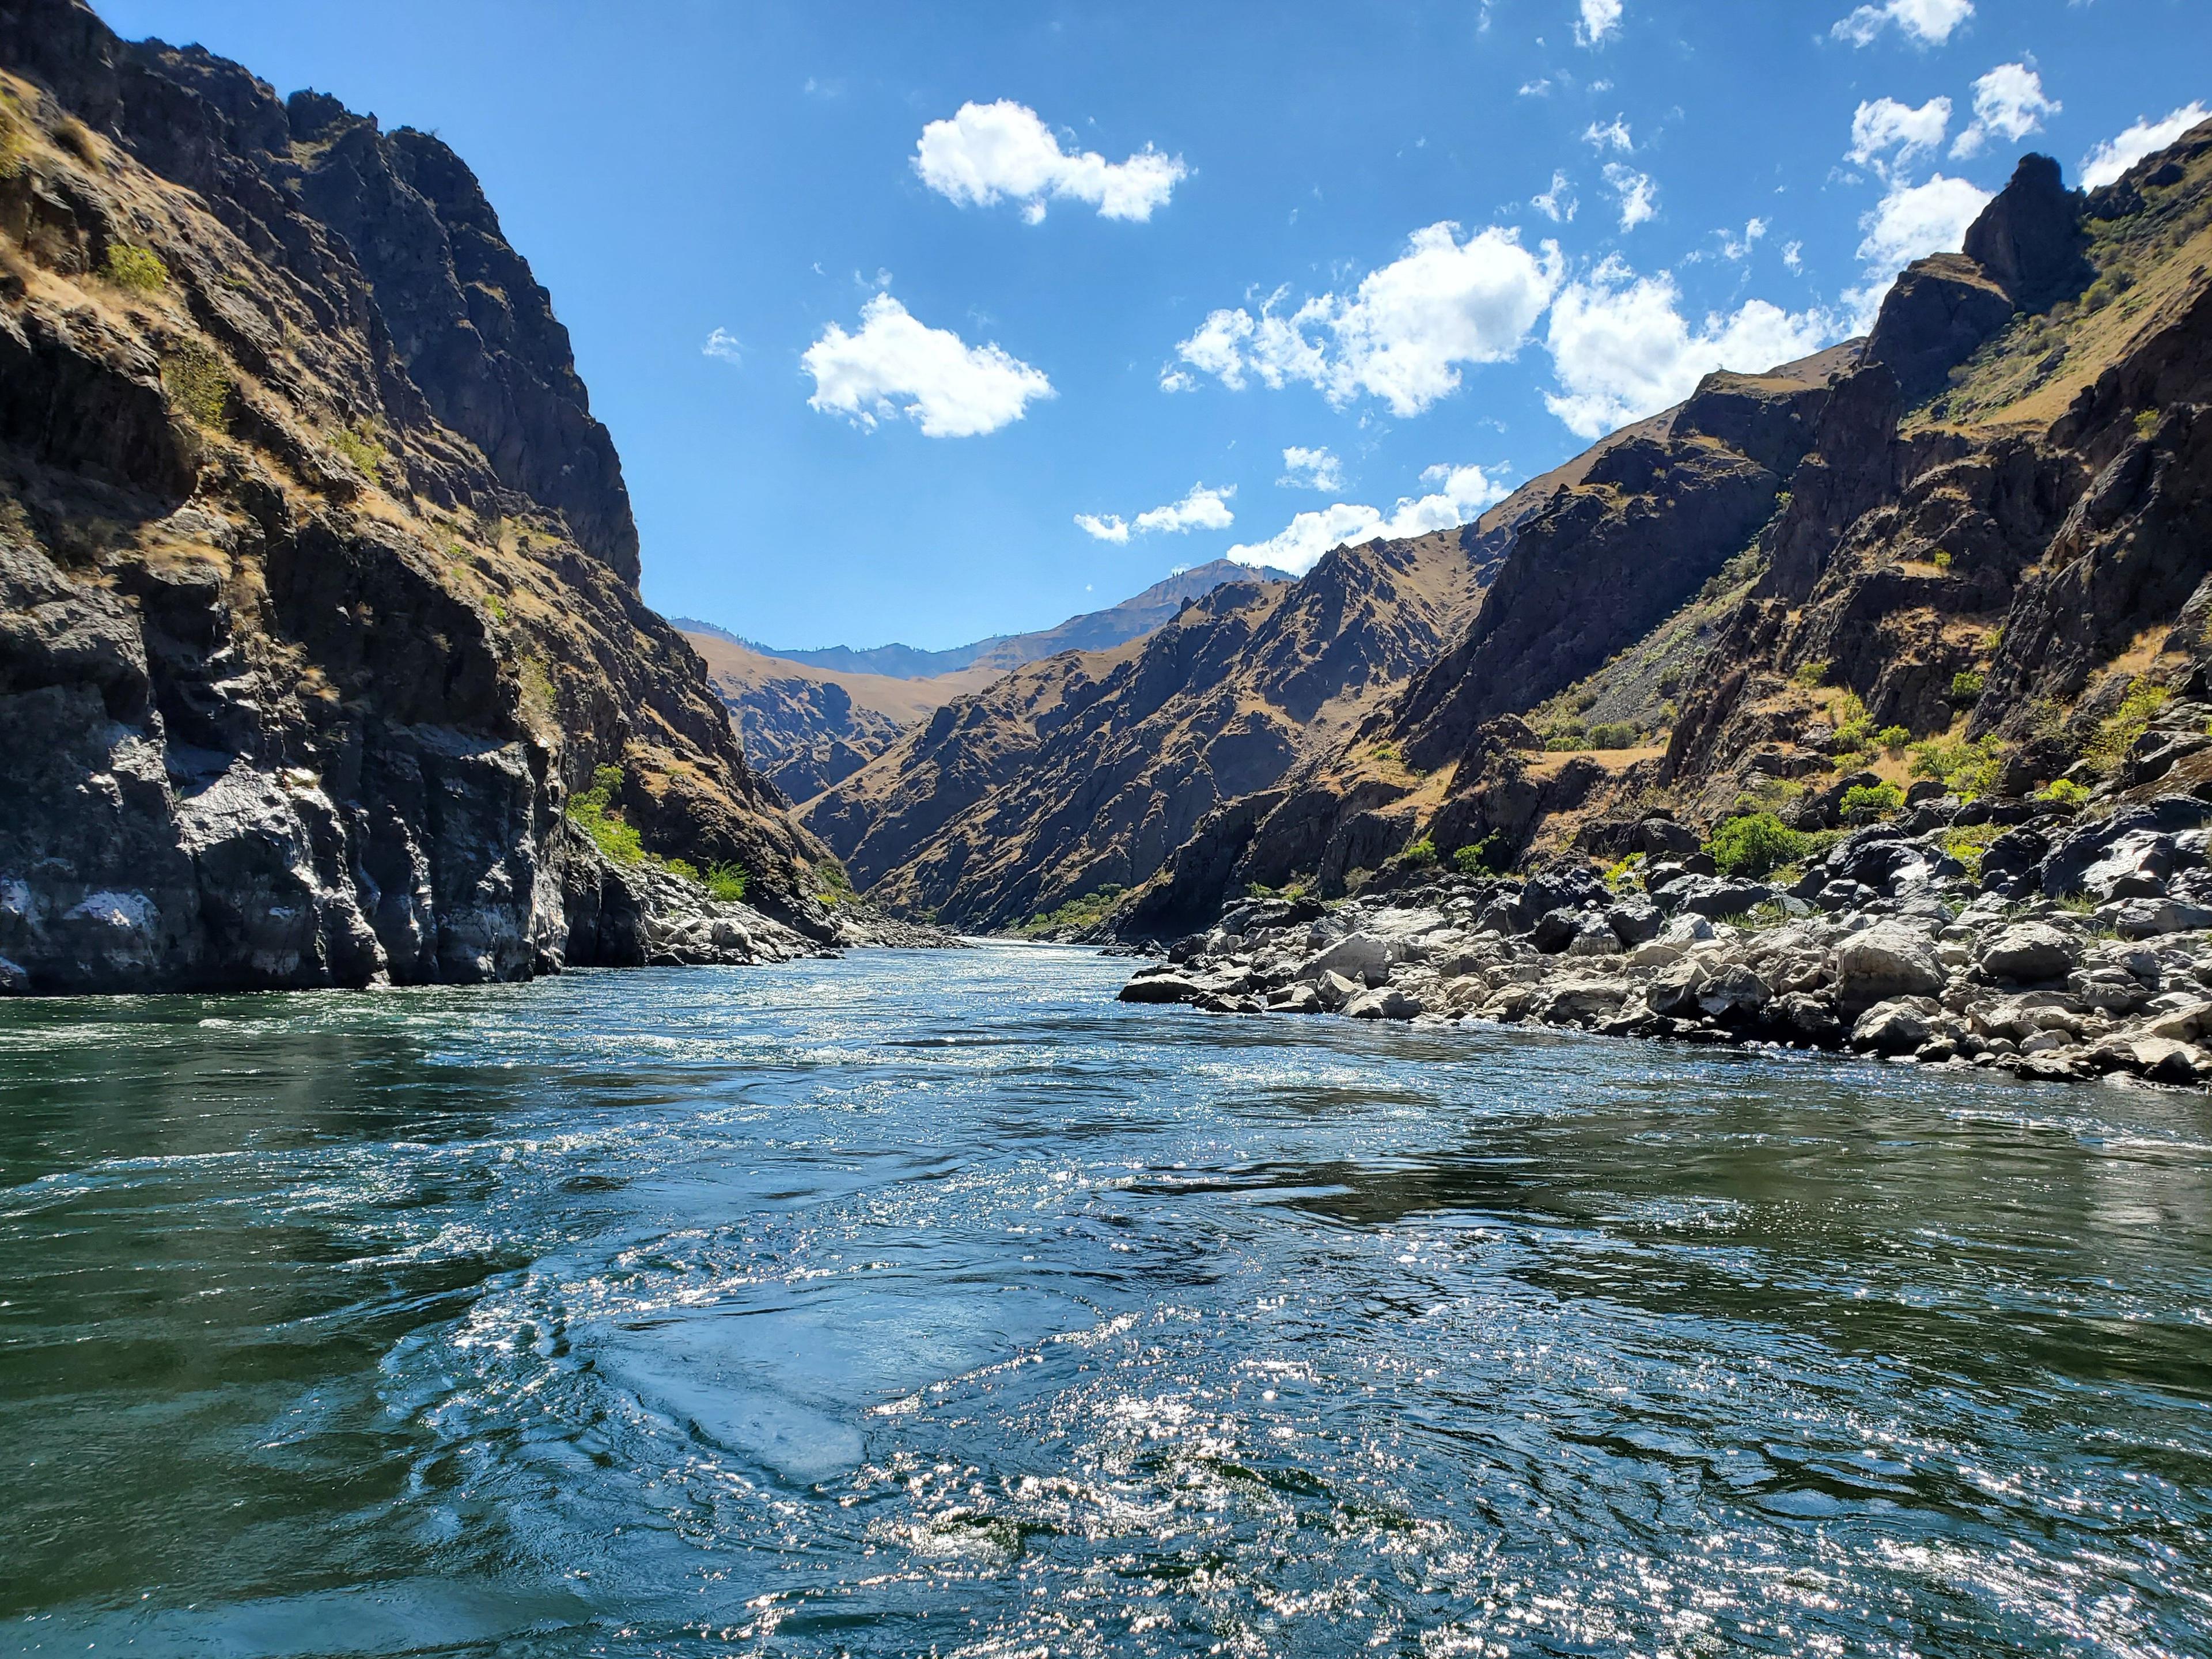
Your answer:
(2, 944), (2210, 1657)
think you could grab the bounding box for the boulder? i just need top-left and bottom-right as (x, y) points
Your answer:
(1529, 908), (1585, 953)
(1119, 972), (1203, 1005)
(1831, 921), (1945, 1007)
(1696, 963), (1772, 1022)
(1662, 876), (1778, 919)
(2097, 898), (2212, 940)
(1565, 916), (1624, 956)
(1976, 922), (2078, 984)
(1345, 986), (1423, 1020)
(2141, 999), (2212, 1043)
(1851, 998), (1937, 1055)
(1268, 982), (1323, 1014)
(1606, 899), (1663, 945)
(1315, 969), (1365, 1012)
(1645, 957), (1711, 1019)
(1307, 931), (1399, 984)
(1530, 978), (1633, 1024)
(1772, 991), (1844, 1046)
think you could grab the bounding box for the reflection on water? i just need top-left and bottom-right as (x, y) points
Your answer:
(1, 944), (2209, 1656)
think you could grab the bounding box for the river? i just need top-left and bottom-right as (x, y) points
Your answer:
(1, 944), (2207, 1656)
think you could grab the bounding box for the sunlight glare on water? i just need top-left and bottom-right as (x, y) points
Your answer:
(1, 943), (2208, 1656)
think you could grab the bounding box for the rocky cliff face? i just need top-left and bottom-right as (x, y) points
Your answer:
(1113, 130), (2212, 940)
(0, 0), (836, 993)
(802, 524), (1494, 930)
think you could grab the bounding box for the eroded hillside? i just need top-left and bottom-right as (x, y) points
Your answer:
(0, 0), (840, 992)
(1130, 133), (2212, 934)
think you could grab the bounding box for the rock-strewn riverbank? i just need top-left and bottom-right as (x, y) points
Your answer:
(1119, 795), (2212, 1087)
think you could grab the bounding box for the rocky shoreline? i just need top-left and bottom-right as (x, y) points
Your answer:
(1118, 793), (2212, 1089)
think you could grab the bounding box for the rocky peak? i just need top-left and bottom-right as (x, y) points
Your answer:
(1963, 153), (2093, 313)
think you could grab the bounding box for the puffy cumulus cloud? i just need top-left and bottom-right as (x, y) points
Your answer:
(1845, 172), (1992, 328)
(2081, 101), (2211, 190)
(1166, 222), (1562, 416)
(1226, 464), (1513, 577)
(803, 294), (1053, 437)
(701, 327), (743, 365)
(1952, 63), (2058, 158)
(1278, 446), (1343, 490)
(1532, 169), (1578, 223)
(914, 100), (1186, 223)
(1853, 172), (1991, 281)
(1575, 0), (1623, 46)
(1603, 163), (1658, 229)
(1542, 259), (1837, 440)
(1848, 95), (1952, 173)
(1075, 483), (1236, 543)
(1832, 0), (1972, 48)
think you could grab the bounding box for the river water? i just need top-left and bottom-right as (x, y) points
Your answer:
(2, 944), (2208, 1657)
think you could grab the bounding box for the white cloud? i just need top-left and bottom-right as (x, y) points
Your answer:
(1518, 77), (1553, 97)
(1074, 513), (1130, 543)
(1542, 258), (1838, 439)
(1846, 172), (1993, 327)
(1278, 446), (1344, 490)
(802, 293), (1054, 437)
(702, 327), (743, 365)
(1532, 169), (1578, 222)
(1583, 115), (1634, 151)
(1603, 163), (1658, 229)
(1951, 63), (2058, 158)
(913, 100), (1187, 223)
(1848, 96), (1952, 173)
(1783, 240), (1805, 272)
(1718, 218), (1767, 261)
(1227, 463), (1513, 576)
(1853, 172), (1992, 282)
(1166, 221), (1562, 416)
(1831, 0), (1973, 48)
(2081, 101), (2211, 189)
(1575, 0), (1624, 46)
(1075, 483), (1236, 543)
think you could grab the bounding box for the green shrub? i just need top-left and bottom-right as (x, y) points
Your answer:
(568, 764), (643, 865)
(1792, 660), (1829, 689)
(1588, 721), (1638, 749)
(1453, 835), (1509, 876)
(1942, 821), (2003, 878)
(1707, 812), (1809, 880)
(1016, 884), (1123, 937)
(1876, 725), (1911, 755)
(2086, 679), (2170, 773)
(1931, 549), (1953, 570)
(1604, 851), (1646, 891)
(1840, 781), (1905, 821)
(1949, 669), (1986, 704)
(1399, 836), (1439, 869)
(1369, 741), (1402, 764)
(704, 862), (750, 902)
(102, 242), (167, 293)
(2134, 409), (2159, 439)
(161, 340), (229, 430)
(1907, 734), (2005, 800)
(330, 422), (387, 477)
(1830, 691), (1874, 752)
(2036, 777), (2092, 806)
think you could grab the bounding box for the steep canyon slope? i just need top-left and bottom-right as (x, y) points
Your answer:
(0, 0), (835, 993)
(1134, 135), (2212, 934)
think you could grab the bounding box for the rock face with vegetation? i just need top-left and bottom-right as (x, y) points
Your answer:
(802, 516), (1529, 930)
(0, 0), (855, 994)
(1109, 130), (2212, 948)
(1114, 124), (2212, 1088)
(1124, 789), (2212, 1089)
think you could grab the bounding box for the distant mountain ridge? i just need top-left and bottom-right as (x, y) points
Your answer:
(677, 558), (1294, 681)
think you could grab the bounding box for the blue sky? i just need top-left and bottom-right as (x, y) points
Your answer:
(99, 1), (2212, 649)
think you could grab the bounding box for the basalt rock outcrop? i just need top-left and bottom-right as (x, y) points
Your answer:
(1111, 127), (2212, 941)
(0, 0), (848, 994)
(1122, 791), (2212, 1090)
